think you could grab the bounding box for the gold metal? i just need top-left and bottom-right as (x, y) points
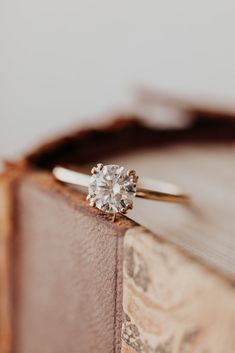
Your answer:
(91, 167), (97, 174)
(53, 166), (90, 187)
(127, 169), (135, 177)
(127, 169), (139, 183)
(53, 166), (190, 205)
(136, 179), (190, 203)
(91, 163), (104, 175)
(126, 203), (133, 210)
(97, 163), (103, 170)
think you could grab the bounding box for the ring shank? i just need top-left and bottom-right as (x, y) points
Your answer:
(53, 166), (90, 187)
(53, 166), (189, 203)
(136, 179), (189, 203)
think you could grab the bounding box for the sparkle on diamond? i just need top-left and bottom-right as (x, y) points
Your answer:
(88, 164), (136, 213)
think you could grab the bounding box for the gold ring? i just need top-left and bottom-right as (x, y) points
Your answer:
(53, 164), (190, 215)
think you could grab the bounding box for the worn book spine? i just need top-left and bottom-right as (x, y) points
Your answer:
(0, 166), (20, 353)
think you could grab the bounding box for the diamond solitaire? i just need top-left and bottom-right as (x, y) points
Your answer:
(53, 164), (189, 218)
(87, 164), (138, 214)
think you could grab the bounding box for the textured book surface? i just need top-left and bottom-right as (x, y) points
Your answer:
(1, 114), (235, 353)
(106, 143), (235, 278)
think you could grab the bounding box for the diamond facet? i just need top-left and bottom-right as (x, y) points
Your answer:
(88, 164), (137, 213)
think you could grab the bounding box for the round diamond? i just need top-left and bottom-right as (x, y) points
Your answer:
(88, 164), (137, 213)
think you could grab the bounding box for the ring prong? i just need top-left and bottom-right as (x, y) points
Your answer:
(86, 194), (91, 201)
(120, 208), (127, 214)
(127, 169), (136, 177)
(90, 200), (96, 207)
(134, 175), (139, 182)
(97, 163), (103, 170)
(91, 167), (97, 174)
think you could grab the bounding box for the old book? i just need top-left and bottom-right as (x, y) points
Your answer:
(0, 110), (235, 353)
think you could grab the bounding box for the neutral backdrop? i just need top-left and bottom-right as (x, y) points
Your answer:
(1, 0), (235, 157)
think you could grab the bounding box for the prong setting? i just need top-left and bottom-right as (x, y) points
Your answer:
(91, 163), (104, 175)
(91, 167), (97, 174)
(89, 200), (96, 207)
(126, 203), (133, 210)
(88, 164), (138, 214)
(127, 169), (138, 183)
(127, 169), (135, 177)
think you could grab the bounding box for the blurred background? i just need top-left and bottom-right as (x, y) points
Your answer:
(1, 0), (235, 157)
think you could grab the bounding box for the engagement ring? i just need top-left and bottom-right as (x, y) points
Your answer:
(53, 164), (189, 215)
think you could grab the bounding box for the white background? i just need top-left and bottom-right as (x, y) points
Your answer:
(1, 0), (235, 157)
